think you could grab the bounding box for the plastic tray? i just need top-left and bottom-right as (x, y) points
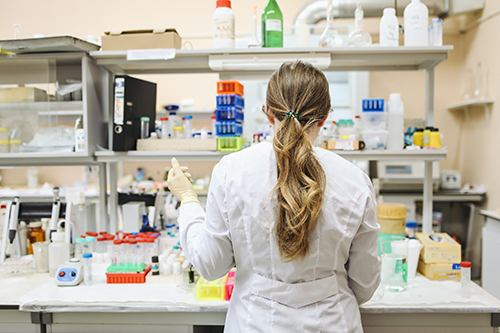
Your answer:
(216, 108), (244, 123)
(106, 264), (151, 284)
(217, 137), (246, 152)
(217, 81), (244, 96)
(215, 122), (243, 136)
(196, 274), (228, 301)
(216, 94), (244, 109)
(0, 36), (100, 54)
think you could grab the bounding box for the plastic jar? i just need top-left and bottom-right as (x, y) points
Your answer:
(0, 140), (9, 153)
(377, 203), (407, 238)
(173, 126), (185, 139)
(27, 221), (46, 255)
(9, 140), (21, 153)
(423, 126), (432, 147)
(405, 221), (418, 239)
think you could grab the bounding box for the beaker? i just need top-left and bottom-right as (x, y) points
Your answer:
(32, 241), (49, 273)
(379, 236), (408, 292)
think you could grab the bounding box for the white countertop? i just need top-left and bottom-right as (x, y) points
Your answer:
(0, 269), (496, 314)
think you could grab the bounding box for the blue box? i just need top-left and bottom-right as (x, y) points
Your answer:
(215, 122), (243, 136)
(362, 99), (385, 112)
(216, 94), (244, 109)
(216, 108), (244, 123)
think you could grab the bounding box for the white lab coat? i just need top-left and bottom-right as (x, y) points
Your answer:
(179, 142), (380, 333)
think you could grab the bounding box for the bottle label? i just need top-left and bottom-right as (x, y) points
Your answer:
(266, 19), (282, 32)
(75, 129), (85, 152)
(213, 18), (235, 40)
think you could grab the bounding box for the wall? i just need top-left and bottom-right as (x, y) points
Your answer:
(0, 1), (497, 210)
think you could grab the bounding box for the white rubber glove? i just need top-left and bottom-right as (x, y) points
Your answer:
(167, 158), (200, 205)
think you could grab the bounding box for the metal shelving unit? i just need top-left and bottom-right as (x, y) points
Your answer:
(91, 46), (453, 233)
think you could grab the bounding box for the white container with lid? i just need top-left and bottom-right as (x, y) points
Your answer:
(386, 93), (405, 150)
(48, 232), (70, 277)
(380, 8), (399, 47)
(212, 0), (235, 49)
(295, 18), (310, 47)
(404, 0), (429, 46)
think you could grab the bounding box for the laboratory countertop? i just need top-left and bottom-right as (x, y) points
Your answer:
(0, 269), (498, 315)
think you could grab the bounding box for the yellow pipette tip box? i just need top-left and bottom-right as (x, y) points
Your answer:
(196, 274), (228, 301)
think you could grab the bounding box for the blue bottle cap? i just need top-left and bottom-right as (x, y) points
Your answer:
(184, 115), (193, 120)
(406, 221), (418, 228)
(83, 253), (93, 258)
(165, 105), (179, 111)
(76, 238), (85, 243)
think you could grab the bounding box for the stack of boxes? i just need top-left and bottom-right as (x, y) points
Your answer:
(416, 232), (462, 281)
(215, 81), (245, 151)
(362, 98), (388, 150)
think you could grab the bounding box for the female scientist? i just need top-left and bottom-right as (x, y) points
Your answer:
(168, 61), (380, 332)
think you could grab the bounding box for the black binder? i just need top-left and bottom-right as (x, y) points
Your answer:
(113, 75), (156, 151)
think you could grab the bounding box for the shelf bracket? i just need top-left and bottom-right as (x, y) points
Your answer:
(484, 104), (490, 121)
(465, 106), (470, 121)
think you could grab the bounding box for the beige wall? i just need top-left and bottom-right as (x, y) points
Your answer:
(0, 1), (498, 210)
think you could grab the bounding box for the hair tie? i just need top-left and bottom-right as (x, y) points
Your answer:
(284, 110), (302, 120)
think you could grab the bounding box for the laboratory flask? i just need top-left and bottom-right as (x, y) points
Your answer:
(379, 236), (408, 292)
(32, 241), (49, 273)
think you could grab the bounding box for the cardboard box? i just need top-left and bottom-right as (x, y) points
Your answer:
(327, 140), (364, 150)
(101, 28), (181, 51)
(417, 259), (461, 281)
(416, 232), (461, 264)
(0, 87), (47, 103)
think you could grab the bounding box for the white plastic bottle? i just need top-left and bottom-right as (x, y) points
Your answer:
(380, 8), (399, 47)
(295, 18), (310, 48)
(386, 93), (405, 150)
(48, 231), (70, 277)
(212, 0), (235, 49)
(404, 0), (429, 46)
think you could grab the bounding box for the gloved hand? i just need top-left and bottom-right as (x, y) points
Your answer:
(167, 158), (200, 205)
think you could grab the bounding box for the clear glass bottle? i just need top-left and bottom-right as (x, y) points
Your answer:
(319, 0), (343, 48)
(348, 3), (372, 47)
(262, 0), (283, 48)
(248, 5), (261, 48)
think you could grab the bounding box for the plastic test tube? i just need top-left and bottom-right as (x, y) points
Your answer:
(141, 117), (150, 139)
(97, 237), (106, 253)
(161, 117), (169, 139)
(128, 238), (139, 269)
(85, 236), (96, 253)
(138, 238), (147, 264)
(183, 115), (193, 139)
(122, 238), (130, 268)
(211, 115), (217, 138)
(75, 238), (85, 259)
(83, 253), (93, 285)
(461, 261), (472, 298)
(113, 239), (122, 267)
(146, 238), (155, 264)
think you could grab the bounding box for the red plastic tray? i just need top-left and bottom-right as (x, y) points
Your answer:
(106, 265), (151, 284)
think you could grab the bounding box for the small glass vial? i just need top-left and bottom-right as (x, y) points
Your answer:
(75, 238), (85, 259)
(461, 261), (472, 298)
(160, 117), (169, 139)
(152, 256), (160, 275)
(83, 253), (93, 285)
(141, 117), (150, 139)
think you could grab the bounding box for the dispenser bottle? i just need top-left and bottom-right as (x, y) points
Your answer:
(48, 232), (70, 277)
(212, 0), (235, 49)
(380, 8), (399, 47)
(404, 0), (429, 46)
(262, 0), (283, 47)
(348, 3), (372, 47)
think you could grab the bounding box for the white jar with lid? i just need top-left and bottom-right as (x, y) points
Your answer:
(380, 8), (399, 47)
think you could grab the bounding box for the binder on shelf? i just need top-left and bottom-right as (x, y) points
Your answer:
(113, 75), (156, 151)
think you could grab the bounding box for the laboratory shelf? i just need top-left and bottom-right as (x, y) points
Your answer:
(335, 149), (448, 161)
(447, 99), (494, 121)
(0, 101), (83, 115)
(0, 152), (96, 167)
(95, 150), (230, 163)
(89, 46), (454, 75)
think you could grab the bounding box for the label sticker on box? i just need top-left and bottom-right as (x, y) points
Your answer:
(126, 49), (176, 61)
(114, 78), (125, 125)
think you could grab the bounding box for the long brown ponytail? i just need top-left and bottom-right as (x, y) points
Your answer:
(266, 61), (331, 262)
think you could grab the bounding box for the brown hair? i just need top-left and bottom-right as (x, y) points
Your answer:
(266, 61), (331, 262)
